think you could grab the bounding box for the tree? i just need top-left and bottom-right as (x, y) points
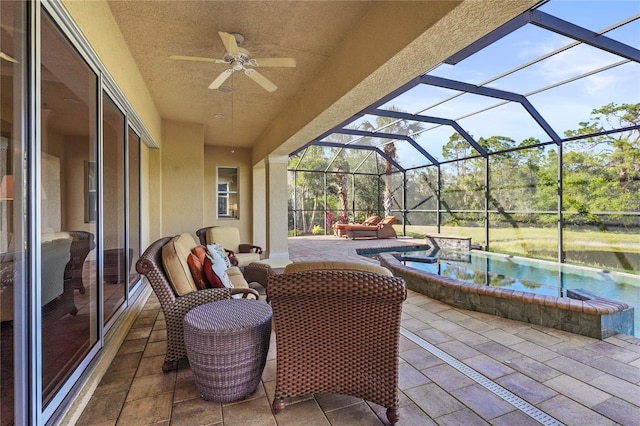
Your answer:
(336, 165), (348, 223)
(359, 106), (424, 216)
(562, 103), (640, 216)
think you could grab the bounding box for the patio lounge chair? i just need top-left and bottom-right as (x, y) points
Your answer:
(268, 261), (406, 424)
(196, 226), (262, 267)
(332, 215), (381, 237)
(344, 215), (397, 239)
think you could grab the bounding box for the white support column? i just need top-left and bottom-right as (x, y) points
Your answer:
(252, 160), (266, 250)
(263, 154), (291, 267)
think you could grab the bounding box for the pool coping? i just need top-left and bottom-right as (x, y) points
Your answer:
(379, 253), (635, 339)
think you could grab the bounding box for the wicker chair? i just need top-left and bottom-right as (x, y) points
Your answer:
(64, 230), (96, 294)
(136, 237), (259, 372)
(196, 226), (262, 267)
(268, 262), (406, 424)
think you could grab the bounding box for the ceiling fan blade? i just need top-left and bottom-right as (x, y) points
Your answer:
(251, 57), (296, 67)
(170, 55), (217, 63)
(244, 68), (277, 92)
(0, 51), (18, 63)
(218, 31), (239, 55)
(208, 69), (234, 90)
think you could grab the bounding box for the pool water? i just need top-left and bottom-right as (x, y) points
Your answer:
(360, 247), (639, 337)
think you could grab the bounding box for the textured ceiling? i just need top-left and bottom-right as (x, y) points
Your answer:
(107, 1), (374, 148)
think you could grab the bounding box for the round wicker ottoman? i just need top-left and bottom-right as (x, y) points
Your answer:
(183, 299), (272, 402)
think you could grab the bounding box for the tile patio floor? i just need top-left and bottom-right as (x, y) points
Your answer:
(77, 235), (640, 425)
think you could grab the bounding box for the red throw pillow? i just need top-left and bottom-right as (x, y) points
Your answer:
(187, 253), (209, 290)
(192, 245), (208, 264)
(203, 255), (224, 288)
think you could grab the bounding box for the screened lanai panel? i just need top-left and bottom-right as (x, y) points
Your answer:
(328, 148), (374, 173)
(295, 145), (343, 171)
(562, 129), (639, 214)
(420, 92), (509, 124)
(378, 83), (462, 115)
(538, 0), (640, 33)
(354, 174), (382, 221)
(429, 25), (558, 85)
(384, 171), (405, 213)
(394, 139), (433, 169)
(489, 212), (557, 261)
(289, 152), (303, 170)
(441, 211), (486, 247)
(413, 125), (479, 162)
(440, 159), (485, 211)
(352, 150), (383, 174)
(528, 61), (640, 135)
(406, 168), (438, 211)
(455, 102), (550, 147)
(489, 145), (558, 213)
(322, 132), (361, 144)
(352, 113), (428, 136)
(490, 42), (630, 95)
(604, 17), (640, 47)
(563, 213), (640, 273)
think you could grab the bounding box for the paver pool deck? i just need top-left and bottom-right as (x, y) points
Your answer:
(77, 235), (640, 425)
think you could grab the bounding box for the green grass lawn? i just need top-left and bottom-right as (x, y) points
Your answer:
(400, 224), (640, 273)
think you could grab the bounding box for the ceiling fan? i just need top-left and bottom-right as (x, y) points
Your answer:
(170, 31), (296, 92)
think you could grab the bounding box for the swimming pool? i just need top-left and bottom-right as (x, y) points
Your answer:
(361, 246), (639, 337)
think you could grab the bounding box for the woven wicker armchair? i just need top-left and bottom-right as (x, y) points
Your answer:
(64, 230), (96, 294)
(136, 237), (258, 372)
(268, 262), (406, 424)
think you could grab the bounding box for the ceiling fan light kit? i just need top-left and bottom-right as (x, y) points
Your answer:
(170, 31), (296, 92)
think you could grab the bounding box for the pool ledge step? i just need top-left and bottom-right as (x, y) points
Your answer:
(380, 253), (634, 339)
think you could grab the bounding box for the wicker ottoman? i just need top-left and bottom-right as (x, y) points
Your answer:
(183, 299), (272, 402)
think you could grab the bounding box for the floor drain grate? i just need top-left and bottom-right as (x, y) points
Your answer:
(400, 328), (564, 426)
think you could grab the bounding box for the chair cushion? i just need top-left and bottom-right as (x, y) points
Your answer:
(207, 243), (231, 268)
(284, 260), (393, 276)
(208, 252), (233, 288)
(192, 245), (208, 264)
(380, 216), (396, 225)
(234, 252), (261, 267)
(162, 233), (199, 296)
(363, 215), (381, 226)
(206, 227), (240, 253)
(187, 252), (209, 290)
(203, 255), (225, 288)
(226, 266), (249, 289)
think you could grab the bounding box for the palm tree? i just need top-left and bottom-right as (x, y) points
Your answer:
(360, 106), (424, 217)
(336, 165), (348, 222)
(382, 142), (397, 216)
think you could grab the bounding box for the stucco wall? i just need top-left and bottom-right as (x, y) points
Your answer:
(204, 146), (254, 244)
(161, 120), (204, 238)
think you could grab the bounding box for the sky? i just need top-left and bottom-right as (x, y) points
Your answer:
(364, 0), (640, 168)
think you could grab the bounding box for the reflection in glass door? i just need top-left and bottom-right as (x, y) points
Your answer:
(102, 96), (126, 324)
(40, 12), (98, 405)
(0, 1), (24, 424)
(127, 128), (140, 291)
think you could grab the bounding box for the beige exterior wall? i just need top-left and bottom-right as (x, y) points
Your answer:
(204, 146), (254, 245)
(161, 120), (204, 238)
(143, 145), (162, 245)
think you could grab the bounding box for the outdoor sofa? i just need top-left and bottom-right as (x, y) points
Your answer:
(332, 215), (381, 237)
(344, 215), (397, 239)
